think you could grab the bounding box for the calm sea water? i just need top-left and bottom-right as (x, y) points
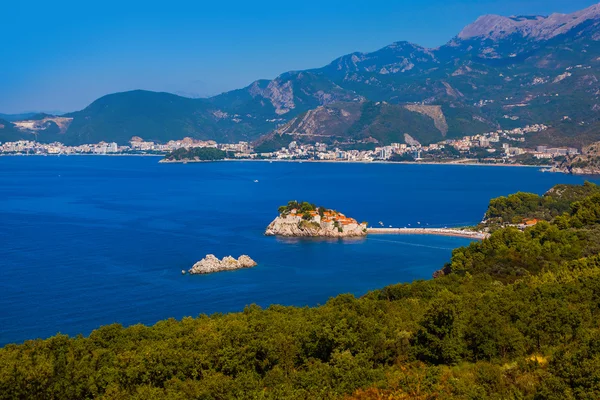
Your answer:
(0, 156), (596, 345)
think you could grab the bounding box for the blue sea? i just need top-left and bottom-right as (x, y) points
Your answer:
(0, 156), (596, 346)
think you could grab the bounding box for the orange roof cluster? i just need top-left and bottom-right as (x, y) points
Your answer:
(523, 218), (539, 226)
(337, 216), (358, 225)
(286, 208), (360, 226)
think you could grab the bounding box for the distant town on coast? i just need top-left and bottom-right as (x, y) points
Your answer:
(0, 123), (578, 165)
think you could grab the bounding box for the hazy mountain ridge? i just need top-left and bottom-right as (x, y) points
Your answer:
(3, 3), (600, 145)
(458, 4), (600, 42)
(0, 113), (38, 122)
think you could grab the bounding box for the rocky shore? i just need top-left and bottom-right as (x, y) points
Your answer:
(265, 202), (367, 237)
(550, 164), (600, 176)
(188, 255), (257, 274)
(552, 141), (600, 175)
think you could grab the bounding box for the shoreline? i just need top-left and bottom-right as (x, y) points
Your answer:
(0, 153), (164, 157)
(161, 157), (550, 168)
(367, 227), (489, 240)
(0, 154), (553, 170)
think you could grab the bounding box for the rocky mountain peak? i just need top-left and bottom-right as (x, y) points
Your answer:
(458, 3), (600, 41)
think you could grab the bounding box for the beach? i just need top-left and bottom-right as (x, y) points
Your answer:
(368, 227), (489, 240)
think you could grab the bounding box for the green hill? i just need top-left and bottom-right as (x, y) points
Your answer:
(62, 90), (276, 145)
(0, 119), (26, 143)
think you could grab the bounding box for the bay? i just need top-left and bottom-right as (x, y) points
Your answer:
(0, 156), (596, 346)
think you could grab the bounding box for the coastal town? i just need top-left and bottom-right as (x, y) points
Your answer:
(0, 123), (579, 165)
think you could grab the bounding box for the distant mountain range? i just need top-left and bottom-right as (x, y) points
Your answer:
(3, 3), (600, 147)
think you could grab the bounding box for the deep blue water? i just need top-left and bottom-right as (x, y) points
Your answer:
(0, 157), (597, 346)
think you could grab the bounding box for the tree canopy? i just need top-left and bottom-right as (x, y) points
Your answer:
(164, 147), (227, 161)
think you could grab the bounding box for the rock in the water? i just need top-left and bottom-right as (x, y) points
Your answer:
(238, 255), (258, 268)
(188, 254), (257, 275)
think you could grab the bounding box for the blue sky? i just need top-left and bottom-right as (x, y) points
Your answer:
(1, 0), (597, 113)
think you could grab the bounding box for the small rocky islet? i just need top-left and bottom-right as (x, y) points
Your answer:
(265, 201), (367, 238)
(187, 254), (257, 275)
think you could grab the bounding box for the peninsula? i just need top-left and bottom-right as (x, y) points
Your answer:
(265, 201), (367, 237)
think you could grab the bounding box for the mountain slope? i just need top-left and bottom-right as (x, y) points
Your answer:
(247, 2), (600, 148)
(209, 71), (362, 119)
(62, 90), (279, 145)
(9, 3), (600, 146)
(254, 100), (482, 150)
(0, 119), (25, 143)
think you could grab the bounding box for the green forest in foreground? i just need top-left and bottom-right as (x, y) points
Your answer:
(4, 183), (600, 399)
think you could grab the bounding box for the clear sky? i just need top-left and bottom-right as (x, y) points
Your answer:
(1, 0), (598, 114)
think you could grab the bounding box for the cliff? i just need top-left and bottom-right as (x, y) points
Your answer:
(265, 202), (367, 237)
(189, 254), (257, 274)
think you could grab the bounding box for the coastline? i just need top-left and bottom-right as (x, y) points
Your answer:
(0, 153), (551, 168)
(0, 153), (164, 157)
(159, 158), (216, 163)
(0, 153), (555, 171)
(161, 157), (550, 168)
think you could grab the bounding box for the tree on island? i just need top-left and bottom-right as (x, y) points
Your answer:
(164, 147), (228, 161)
(278, 201), (323, 215)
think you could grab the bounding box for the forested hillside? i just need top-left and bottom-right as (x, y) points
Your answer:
(2, 183), (600, 398)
